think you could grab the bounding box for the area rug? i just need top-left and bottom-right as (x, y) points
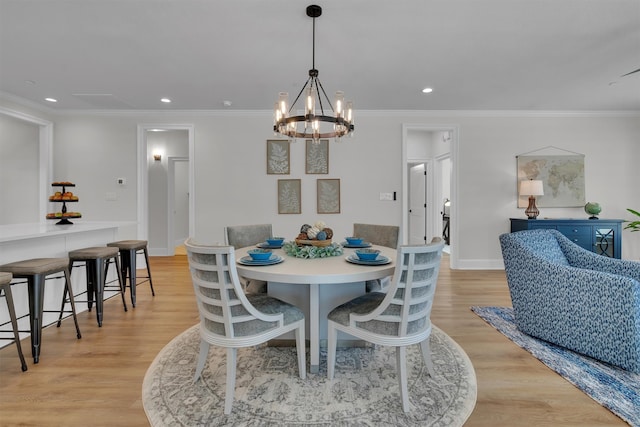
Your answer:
(471, 306), (640, 427)
(142, 324), (477, 426)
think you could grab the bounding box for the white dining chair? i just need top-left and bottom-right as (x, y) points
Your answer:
(326, 238), (445, 413)
(224, 224), (273, 293)
(184, 238), (306, 415)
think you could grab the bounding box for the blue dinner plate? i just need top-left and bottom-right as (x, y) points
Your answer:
(257, 242), (283, 249)
(345, 254), (391, 265)
(238, 255), (284, 266)
(341, 241), (372, 248)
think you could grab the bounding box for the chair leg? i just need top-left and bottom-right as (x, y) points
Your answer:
(2, 285), (28, 371)
(106, 256), (127, 312)
(225, 347), (237, 415)
(327, 322), (337, 379)
(396, 346), (410, 413)
(56, 263), (71, 327)
(142, 248), (155, 296)
(295, 321), (306, 379)
(419, 337), (436, 377)
(63, 268), (82, 339)
(193, 339), (209, 382)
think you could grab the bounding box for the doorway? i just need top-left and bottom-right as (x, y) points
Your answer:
(402, 124), (458, 268)
(168, 157), (189, 255)
(137, 124), (195, 256)
(408, 162), (429, 244)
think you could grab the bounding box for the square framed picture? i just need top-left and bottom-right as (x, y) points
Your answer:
(267, 140), (290, 174)
(278, 179), (301, 214)
(305, 139), (329, 174)
(317, 179), (340, 214)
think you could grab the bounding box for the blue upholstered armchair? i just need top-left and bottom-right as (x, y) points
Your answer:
(499, 229), (640, 373)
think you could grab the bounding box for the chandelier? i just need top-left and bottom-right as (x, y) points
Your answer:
(273, 5), (354, 143)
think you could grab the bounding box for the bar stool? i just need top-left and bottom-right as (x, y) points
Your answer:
(0, 272), (28, 371)
(106, 240), (155, 307)
(59, 247), (127, 327)
(0, 258), (82, 364)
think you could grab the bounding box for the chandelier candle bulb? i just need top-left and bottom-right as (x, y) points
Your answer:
(335, 91), (344, 116)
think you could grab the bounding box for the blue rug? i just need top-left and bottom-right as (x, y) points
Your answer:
(471, 306), (640, 427)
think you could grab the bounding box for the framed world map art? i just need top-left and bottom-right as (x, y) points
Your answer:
(517, 154), (585, 208)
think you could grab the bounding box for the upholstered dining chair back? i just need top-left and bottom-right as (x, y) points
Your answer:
(224, 224), (273, 293)
(353, 223), (400, 249)
(326, 238), (445, 412)
(184, 238), (306, 414)
(344, 239), (444, 339)
(224, 224), (273, 249)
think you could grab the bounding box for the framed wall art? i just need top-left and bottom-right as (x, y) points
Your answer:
(317, 178), (340, 214)
(267, 140), (290, 174)
(305, 139), (329, 174)
(278, 179), (301, 214)
(516, 152), (585, 208)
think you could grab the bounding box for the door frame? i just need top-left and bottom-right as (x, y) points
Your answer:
(137, 124), (195, 248)
(167, 156), (189, 255)
(401, 123), (459, 268)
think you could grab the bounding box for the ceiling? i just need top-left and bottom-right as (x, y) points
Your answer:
(1, 0), (639, 112)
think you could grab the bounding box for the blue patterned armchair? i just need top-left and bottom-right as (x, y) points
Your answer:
(499, 229), (640, 373)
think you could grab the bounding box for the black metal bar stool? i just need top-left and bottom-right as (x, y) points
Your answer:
(59, 246), (127, 327)
(0, 272), (28, 371)
(0, 258), (81, 364)
(106, 240), (155, 307)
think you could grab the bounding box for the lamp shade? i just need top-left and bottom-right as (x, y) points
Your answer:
(519, 179), (544, 196)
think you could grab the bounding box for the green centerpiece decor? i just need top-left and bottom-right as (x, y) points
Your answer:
(283, 241), (343, 258)
(284, 220), (344, 258)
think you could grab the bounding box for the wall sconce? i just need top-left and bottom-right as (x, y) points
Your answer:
(519, 179), (544, 219)
(153, 153), (162, 161)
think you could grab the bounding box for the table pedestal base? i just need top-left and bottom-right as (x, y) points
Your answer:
(268, 281), (365, 374)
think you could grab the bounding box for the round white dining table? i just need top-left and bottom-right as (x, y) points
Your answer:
(235, 244), (396, 374)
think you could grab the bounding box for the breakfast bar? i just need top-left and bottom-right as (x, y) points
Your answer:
(0, 222), (131, 345)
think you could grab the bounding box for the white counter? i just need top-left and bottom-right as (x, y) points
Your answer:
(0, 221), (135, 347)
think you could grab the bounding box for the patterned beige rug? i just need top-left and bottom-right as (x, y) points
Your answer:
(143, 324), (476, 426)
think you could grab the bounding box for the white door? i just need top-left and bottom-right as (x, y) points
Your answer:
(173, 160), (189, 245)
(409, 163), (427, 244)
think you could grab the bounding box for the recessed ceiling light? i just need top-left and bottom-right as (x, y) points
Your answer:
(45, 97), (58, 103)
(160, 98), (171, 103)
(422, 88), (433, 94)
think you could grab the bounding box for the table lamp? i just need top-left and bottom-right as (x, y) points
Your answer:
(520, 179), (544, 219)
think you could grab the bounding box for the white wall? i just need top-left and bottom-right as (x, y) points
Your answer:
(3, 99), (639, 267)
(0, 114), (40, 224)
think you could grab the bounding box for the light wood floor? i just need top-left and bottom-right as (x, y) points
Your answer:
(0, 254), (625, 426)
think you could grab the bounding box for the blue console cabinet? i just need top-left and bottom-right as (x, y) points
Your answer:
(510, 218), (623, 259)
